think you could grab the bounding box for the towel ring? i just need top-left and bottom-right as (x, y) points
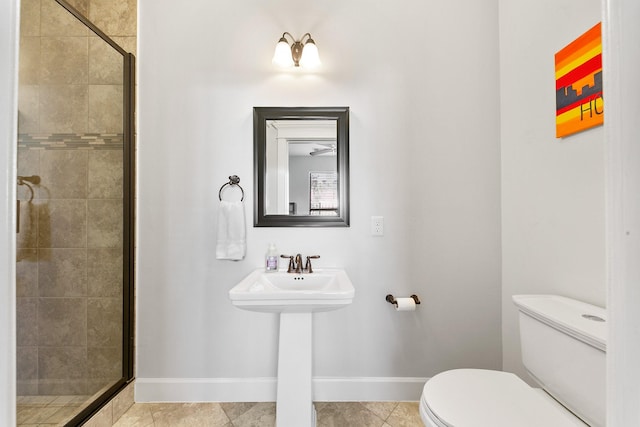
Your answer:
(218, 175), (244, 201)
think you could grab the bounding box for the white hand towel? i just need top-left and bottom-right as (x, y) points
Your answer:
(216, 200), (246, 260)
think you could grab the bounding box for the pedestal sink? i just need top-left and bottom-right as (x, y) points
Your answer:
(229, 268), (355, 427)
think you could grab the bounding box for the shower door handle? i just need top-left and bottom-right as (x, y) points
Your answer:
(16, 199), (20, 233)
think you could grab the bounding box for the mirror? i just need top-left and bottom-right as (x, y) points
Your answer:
(254, 107), (349, 227)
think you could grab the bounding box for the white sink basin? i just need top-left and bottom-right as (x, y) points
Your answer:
(229, 268), (355, 313)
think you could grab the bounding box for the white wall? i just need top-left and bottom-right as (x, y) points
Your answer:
(499, 0), (606, 380)
(136, 0), (502, 401)
(0, 0), (18, 423)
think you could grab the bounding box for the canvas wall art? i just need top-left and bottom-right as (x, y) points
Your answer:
(555, 22), (603, 138)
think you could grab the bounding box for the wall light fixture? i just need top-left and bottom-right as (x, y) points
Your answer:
(272, 32), (321, 68)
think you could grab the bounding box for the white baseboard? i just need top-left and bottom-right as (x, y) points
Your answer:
(313, 377), (427, 401)
(135, 376), (427, 403)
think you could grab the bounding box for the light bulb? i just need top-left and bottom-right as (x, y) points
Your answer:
(272, 38), (294, 67)
(299, 39), (320, 68)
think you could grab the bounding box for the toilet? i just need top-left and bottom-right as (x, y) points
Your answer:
(419, 295), (606, 427)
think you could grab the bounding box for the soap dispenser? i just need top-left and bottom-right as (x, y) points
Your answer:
(265, 243), (278, 271)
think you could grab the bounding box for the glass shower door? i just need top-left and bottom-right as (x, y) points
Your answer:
(16, 0), (134, 425)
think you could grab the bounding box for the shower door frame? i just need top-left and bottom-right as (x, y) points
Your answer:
(49, 1), (135, 425)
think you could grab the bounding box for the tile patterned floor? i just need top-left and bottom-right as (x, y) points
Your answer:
(114, 401), (424, 427)
(17, 395), (90, 426)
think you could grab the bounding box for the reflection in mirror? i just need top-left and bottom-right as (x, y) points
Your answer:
(254, 107), (349, 227)
(265, 120), (337, 216)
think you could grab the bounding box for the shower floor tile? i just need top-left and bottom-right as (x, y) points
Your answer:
(17, 395), (90, 426)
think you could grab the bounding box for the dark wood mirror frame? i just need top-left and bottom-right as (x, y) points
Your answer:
(254, 106), (350, 227)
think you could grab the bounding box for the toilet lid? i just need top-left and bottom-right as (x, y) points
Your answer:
(422, 369), (587, 427)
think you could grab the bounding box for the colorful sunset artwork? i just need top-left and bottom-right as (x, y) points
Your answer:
(555, 22), (603, 138)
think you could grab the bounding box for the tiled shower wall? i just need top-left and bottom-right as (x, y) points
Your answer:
(16, 0), (136, 396)
(18, 0), (137, 135)
(17, 139), (124, 396)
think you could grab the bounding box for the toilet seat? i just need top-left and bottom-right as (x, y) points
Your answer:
(420, 369), (588, 427)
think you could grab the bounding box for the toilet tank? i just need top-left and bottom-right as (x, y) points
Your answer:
(513, 295), (606, 427)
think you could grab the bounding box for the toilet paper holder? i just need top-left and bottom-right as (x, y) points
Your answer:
(386, 294), (421, 307)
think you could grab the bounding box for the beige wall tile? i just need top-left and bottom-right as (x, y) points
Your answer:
(87, 378), (116, 396)
(17, 249), (38, 296)
(38, 346), (88, 395)
(87, 297), (122, 347)
(87, 199), (123, 248)
(38, 297), (87, 346)
(89, 0), (137, 36)
(89, 85), (123, 133)
(38, 248), (88, 297)
(17, 85), (39, 133)
(18, 148), (40, 184)
(19, 37), (40, 85)
(39, 149), (88, 199)
(16, 347), (38, 394)
(111, 381), (135, 423)
(89, 36), (123, 85)
(41, 0), (88, 36)
(39, 84), (88, 133)
(83, 401), (113, 427)
(88, 346), (121, 379)
(87, 248), (122, 297)
(17, 297), (38, 346)
(38, 379), (88, 397)
(40, 36), (88, 84)
(66, 0), (89, 17)
(38, 347), (87, 379)
(37, 199), (87, 248)
(88, 150), (123, 199)
(111, 36), (136, 56)
(20, 0), (41, 37)
(16, 347), (38, 380)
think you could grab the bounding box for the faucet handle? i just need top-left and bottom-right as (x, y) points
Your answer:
(280, 255), (295, 273)
(305, 255), (320, 273)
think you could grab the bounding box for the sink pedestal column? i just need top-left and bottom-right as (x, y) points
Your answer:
(276, 312), (315, 427)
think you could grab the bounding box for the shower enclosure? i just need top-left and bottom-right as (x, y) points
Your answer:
(16, 0), (135, 425)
